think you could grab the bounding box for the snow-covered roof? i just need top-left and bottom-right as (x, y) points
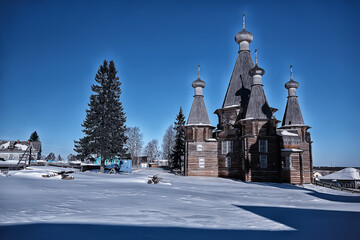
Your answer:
(320, 168), (360, 180)
(0, 140), (41, 152)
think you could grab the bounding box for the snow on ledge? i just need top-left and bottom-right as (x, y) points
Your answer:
(281, 149), (303, 152)
(279, 130), (299, 136)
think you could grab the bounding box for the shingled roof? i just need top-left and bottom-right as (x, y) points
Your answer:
(222, 51), (254, 108)
(187, 70), (211, 126)
(282, 70), (305, 127)
(244, 59), (272, 120)
(282, 97), (305, 126)
(245, 85), (272, 119)
(187, 96), (211, 125)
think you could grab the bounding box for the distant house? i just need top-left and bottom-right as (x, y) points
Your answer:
(92, 157), (132, 172)
(132, 156), (148, 167)
(0, 140), (41, 161)
(153, 159), (169, 167)
(319, 168), (360, 189)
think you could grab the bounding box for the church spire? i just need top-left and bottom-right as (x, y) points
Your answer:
(187, 66), (211, 125)
(243, 12), (245, 30)
(235, 12), (253, 51)
(281, 65), (305, 126)
(245, 50), (272, 119)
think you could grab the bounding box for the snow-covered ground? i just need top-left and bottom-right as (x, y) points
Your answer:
(0, 167), (359, 240)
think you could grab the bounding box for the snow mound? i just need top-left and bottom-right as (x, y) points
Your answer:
(321, 167), (360, 180)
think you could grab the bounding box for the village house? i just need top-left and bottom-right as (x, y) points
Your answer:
(0, 140), (41, 161)
(184, 14), (313, 184)
(319, 168), (360, 189)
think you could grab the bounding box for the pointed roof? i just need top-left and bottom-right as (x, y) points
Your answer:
(187, 67), (211, 126)
(245, 85), (272, 119)
(244, 50), (272, 120)
(282, 66), (305, 126)
(222, 51), (254, 108)
(282, 97), (305, 126)
(187, 96), (211, 125)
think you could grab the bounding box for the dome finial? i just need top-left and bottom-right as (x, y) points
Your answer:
(198, 64), (200, 78)
(255, 49), (258, 65)
(285, 65), (299, 91)
(243, 12), (245, 30)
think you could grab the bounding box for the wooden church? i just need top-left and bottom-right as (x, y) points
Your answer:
(184, 14), (313, 184)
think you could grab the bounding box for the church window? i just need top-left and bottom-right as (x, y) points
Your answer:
(259, 140), (268, 152)
(260, 155), (267, 168)
(199, 157), (205, 168)
(285, 156), (291, 168)
(197, 144), (203, 151)
(222, 141), (233, 154)
(225, 157), (231, 168)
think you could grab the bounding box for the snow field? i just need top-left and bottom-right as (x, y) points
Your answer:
(0, 167), (359, 239)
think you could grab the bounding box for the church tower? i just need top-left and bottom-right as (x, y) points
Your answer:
(239, 50), (281, 182)
(185, 66), (218, 177)
(278, 66), (313, 184)
(214, 13), (254, 178)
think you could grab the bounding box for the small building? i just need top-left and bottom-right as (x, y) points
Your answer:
(320, 168), (360, 189)
(153, 159), (169, 167)
(93, 157), (132, 172)
(132, 156), (148, 167)
(0, 140), (41, 161)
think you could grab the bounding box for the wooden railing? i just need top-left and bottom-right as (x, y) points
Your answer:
(314, 180), (360, 194)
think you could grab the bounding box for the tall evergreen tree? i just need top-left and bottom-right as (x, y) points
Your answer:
(28, 131), (40, 142)
(171, 107), (186, 172)
(74, 60), (128, 172)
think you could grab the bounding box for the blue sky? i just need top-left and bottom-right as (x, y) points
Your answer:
(1, 0), (359, 166)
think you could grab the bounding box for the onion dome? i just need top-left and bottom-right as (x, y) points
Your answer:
(249, 64), (265, 76)
(285, 79), (299, 89)
(235, 13), (254, 44)
(249, 49), (265, 76)
(235, 29), (254, 44)
(285, 66), (299, 89)
(192, 77), (206, 88)
(192, 65), (206, 88)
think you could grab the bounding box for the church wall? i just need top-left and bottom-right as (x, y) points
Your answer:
(185, 126), (218, 177)
(215, 107), (244, 179)
(246, 135), (281, 182)
(186, 141), (218, 177)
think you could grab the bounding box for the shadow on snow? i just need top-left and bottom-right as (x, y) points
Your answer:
(1, 204), (360, 240)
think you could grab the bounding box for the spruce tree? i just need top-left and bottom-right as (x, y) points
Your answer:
(74, 60), (128, 172)
(28, 131), (40, 142)
(171, 107), (186, 172)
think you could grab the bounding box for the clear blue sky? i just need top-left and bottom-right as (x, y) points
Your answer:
(1, 0), (359, 166)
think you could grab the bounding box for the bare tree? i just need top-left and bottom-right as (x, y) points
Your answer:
(162, 124), (175, 161)
(144, 139), (160, 162)
(67, 154), (76, 162)
(125, 127), (143, 165)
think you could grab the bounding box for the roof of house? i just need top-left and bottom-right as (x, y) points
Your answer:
(321, 168), (360, 180)
(0, 140), (41, 152)
(222, 50), (254, 108)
